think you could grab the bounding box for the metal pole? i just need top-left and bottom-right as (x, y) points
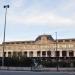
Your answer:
(2, 5), (9, 67)
(55, 32), (58, 71)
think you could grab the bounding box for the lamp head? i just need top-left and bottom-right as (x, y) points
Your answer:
(4, 5), (9, 8)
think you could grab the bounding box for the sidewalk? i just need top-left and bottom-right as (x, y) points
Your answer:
(0, 67), (75, 72)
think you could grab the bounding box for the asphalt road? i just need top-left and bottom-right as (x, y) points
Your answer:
(0, 71), (75, 75)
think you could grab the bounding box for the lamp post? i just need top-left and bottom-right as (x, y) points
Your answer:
(55, 32), (58, 71)
(2, 5), (9, 67)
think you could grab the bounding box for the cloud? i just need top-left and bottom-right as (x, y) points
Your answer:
(63, 0), (75, 11)
(0, 0), (75, 43)
(7, 10), (75, 27)
(10, 0), (24, 8)
(0, 0), (75, 30)
(3, 0), (74, 28)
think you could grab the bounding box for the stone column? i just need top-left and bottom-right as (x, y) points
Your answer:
(40, 51), (42, 57)
(11, 51), (13, 57)
(46, 51), (47, 57)
(33, 51), (37, 57)
(60, 51), (62, 57)
(67, 51), (69, 57)
(74, 51), (75, 57)
(51, 51), (55, 57)
(0, 52), (3, 57)
(27, 51), (29, 57)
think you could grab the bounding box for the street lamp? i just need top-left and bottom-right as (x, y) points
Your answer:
(2, 5), (9, 66)
(55, 32), (58, 71)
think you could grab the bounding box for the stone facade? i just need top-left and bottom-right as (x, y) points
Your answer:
(0, 34), (75, 58)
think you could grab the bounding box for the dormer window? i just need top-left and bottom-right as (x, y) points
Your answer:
(41, 36), (47, 40)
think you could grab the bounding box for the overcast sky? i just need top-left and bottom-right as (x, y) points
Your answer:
(0, 0), (75, 43)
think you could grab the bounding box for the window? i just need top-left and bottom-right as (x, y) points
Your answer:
(4, 52), (6, 57)
(18, 52), (22, 57)
(6, 42), (10, 44)
(16, 42), (20, 44)
(24, 51), (27, 57)
(65, 40), (69, 42)
(11, 42), (14, 44)
(62, 51), (67, 57)
(58, 40), (63, 42)
(37, 51), (40, 57)
(41, 36), (47, 40)
(21, 42), (25, 44)
(69, 51), (74, 57)
(8, 52), (11, 57)
(55, 51), (60, 57)
(47, 51), (51, 57)
(42, 51), (46, 57)
(13, 52), (17, 57)
(68, 44), (73, 48)
(29, 51), (33, 57)
(72, 39), (75, 42)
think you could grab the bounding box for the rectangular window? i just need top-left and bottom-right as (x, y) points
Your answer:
(24, 51), (27, 57)
(69, 51), (74, 57)
(62, 51), (67, 57)
(42, 51), (46, 57)
(47, 51), (51, 57)
(13, 52), (17, 57)
(29, 51), (33, 57)
(8, 52), (11, 57)
(18, 52), (22, 57)
(37, 51), (40, 57)
(55, 51), (60, 57)
(4, 52), (6, 57)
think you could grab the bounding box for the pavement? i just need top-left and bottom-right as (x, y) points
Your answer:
(0, 71), (75, 75)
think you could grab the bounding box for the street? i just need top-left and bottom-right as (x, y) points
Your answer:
(0, 71), (75, 75)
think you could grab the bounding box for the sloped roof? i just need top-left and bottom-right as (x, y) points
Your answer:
(35, 35), (54, 41)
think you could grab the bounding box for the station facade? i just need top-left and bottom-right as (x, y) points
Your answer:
(0, 34), (75, 58)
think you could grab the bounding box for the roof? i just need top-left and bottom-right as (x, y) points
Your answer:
(3, 41), (35, 44)
(2, 35), (75, 44)
(35, 35), (54, 41)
